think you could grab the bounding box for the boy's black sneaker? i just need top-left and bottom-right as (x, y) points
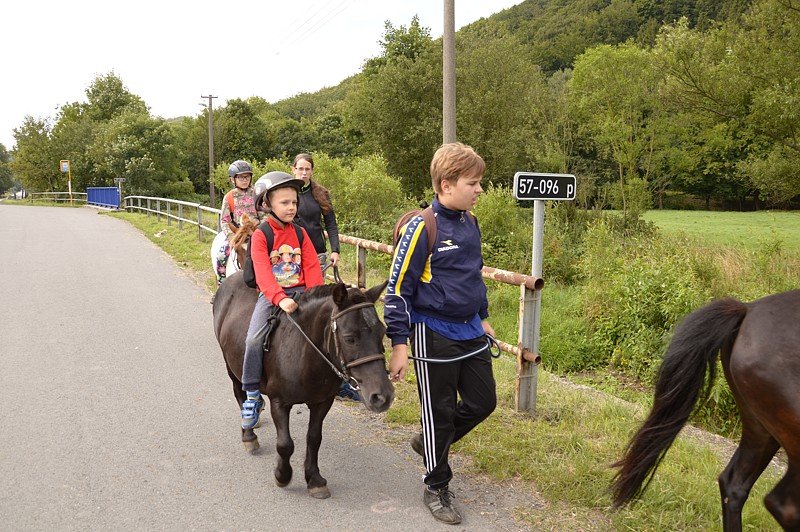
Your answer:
(423, 487), (461, 525)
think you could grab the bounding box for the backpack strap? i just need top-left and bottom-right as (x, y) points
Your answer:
(421, 207), (476, 255)
(223, 191), (239, 229)
(420, 207), (437, 256)
(258, 222), (305, 256)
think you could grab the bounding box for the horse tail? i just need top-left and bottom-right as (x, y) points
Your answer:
(611, 297), (748, 507)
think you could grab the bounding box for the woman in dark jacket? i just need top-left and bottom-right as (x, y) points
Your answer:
(291, 153), (340, 269)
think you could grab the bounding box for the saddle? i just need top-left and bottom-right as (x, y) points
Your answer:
(261, 292), (301, 352)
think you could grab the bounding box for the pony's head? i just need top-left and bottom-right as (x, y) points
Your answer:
(299, 282), (394, 413)
(228, 213), (258, 269)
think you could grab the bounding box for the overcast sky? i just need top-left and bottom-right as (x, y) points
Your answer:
(1, 0), (521, 150)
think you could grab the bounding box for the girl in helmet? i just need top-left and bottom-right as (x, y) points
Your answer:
(239, 171), (323, 430)
(214, 160), (263, 286)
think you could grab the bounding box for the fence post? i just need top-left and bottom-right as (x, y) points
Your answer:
(178, 204), (184, 230)
(197, 208), (203, 241)
(166, 202), (171, 226)
(356, 244), (367, 288)
(147, 199), (151, 219)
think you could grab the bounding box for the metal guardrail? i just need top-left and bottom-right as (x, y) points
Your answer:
(29, 192), (87, 205)
(123, 195), (223, 241)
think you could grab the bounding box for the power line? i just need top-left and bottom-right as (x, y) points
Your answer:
(273, 0), (361, 56)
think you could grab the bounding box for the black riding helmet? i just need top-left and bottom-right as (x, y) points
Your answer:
(228, 160), (254, 192)
(254, 171), (303, 212)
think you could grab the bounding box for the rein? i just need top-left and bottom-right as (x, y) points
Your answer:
(283, 301), (385, 389)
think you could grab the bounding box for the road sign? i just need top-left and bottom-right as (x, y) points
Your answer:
(513, 172), (576, 201)
(60, 160), (70, 173)
(114, 178), (126, 183)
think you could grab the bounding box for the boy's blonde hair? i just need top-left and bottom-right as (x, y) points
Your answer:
(430, 142), (485, 195)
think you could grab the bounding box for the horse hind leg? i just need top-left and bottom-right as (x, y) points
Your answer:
(764, 464), (800, 531)
(271, 400), (294, 487)
(719, 425), (780, 532)
(304, 399), (334, 499)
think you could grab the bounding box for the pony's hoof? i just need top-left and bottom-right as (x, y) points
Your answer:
(274, 477), (290, 488)
(243, 439), (260, 453)
(308, 485), (331, 499)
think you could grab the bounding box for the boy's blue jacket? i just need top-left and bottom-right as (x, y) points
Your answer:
(384, 197), (489, 346)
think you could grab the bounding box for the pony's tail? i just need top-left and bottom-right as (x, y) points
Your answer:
(611, 297), (748, 507)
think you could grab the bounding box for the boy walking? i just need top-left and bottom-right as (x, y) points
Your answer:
(385, 143), (497, 525)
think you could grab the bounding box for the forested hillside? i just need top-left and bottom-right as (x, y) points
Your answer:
(8, 0), (799, 212)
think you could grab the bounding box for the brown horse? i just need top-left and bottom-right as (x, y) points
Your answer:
(212, 274), (394, 498)
(212, 213), (258, 277)
(228, 213), (258, 269)
(611, 290), (800, 531)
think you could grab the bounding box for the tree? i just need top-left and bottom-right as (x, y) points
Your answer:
(85, 72), (148, 122)
(216, 98), (272, 163)
(10, 116), (60, 192)
(362, 15), (432, 72)
(49, 102), (100, 191)
(653, 4), (800, 205)
(90, 111), (192, 198)
(455, 26), (548, 185)
(0, 143), (14, 195)
(169, 115), (212, 194)
(345, 18), (440, 195)
(569, 42), (664, 219)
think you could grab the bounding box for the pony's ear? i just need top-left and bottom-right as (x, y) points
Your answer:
(332, 282), (349, 307)
(364, 281), (389, 303)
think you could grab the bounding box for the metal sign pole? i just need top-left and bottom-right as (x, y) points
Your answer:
(512, 172), (576, 415)
(516, 200), (544, 413)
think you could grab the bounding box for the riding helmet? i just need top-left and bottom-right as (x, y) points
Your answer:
(228, 160), (254, 180)
(254, 171), (303, 210)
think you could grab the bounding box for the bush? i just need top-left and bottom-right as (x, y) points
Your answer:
(580, 220), (710, 382)
(472, 185), (533, 273)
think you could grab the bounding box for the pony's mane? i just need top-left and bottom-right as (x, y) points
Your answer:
(299, 284), (377, 326)
(300, 284), (368, 304)
(230, 214), (258, 249)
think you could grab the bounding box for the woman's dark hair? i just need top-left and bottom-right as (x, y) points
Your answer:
(293, 153), (333, 215)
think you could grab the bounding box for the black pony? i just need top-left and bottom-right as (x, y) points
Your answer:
(612, 290), (800, 531)
(213, 273), (394, 498)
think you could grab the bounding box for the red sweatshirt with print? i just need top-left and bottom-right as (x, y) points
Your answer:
(250, 216), (323, 305)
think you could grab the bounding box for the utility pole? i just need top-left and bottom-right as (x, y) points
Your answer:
(442, 0), (456, 144)
(201, 94), (217, 208)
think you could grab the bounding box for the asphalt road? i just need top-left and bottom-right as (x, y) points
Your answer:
(0, 204), (531, 531)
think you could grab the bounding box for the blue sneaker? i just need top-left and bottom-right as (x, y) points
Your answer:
(336, 381), (361, 402)
(242, 391), (264, 429)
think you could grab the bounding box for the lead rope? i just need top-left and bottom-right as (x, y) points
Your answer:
(408, 334), (502, 364)
(321, 261), (343, 284)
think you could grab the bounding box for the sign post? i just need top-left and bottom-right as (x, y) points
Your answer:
(114, 177), (126, 209)
(512, 172), (576, 414)
(60, 160), (72, 206)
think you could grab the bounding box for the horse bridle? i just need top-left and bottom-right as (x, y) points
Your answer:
(283, 301), (386, 390)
